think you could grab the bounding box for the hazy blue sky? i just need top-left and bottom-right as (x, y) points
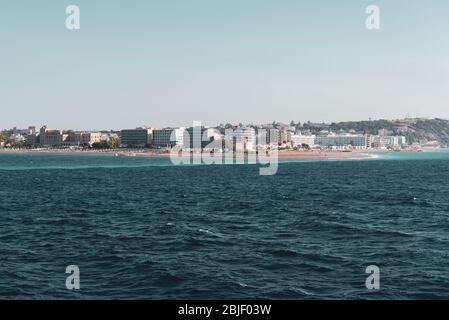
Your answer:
(1, 0), (448, 130)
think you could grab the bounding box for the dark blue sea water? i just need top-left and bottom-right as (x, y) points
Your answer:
(1, 150), (449, 299)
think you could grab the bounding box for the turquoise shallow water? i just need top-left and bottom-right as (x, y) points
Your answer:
(1, 150), (449, 299)
(0, 150), (433, 170)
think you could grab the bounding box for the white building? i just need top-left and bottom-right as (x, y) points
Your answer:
(255, 128), (279, 148)
(234, 127), (256, 151)
(291, 134), (316, 148)
(222, 127), (256, 151)
(10, 133), (26, 143)
(378, 129), (391, 137)
(372, 136), (406, 148)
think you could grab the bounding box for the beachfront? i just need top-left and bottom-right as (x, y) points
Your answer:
(0, 148), (371, 160)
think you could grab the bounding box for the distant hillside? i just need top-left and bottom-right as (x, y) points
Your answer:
(302, 118), (449, 146)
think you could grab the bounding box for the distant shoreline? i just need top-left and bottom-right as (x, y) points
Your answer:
(0, 148), (375, 160)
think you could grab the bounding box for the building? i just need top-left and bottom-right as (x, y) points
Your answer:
(39, 126), (64, 146)
(229, 127), (256, 151)
(365, 134), (373, 149)
(65, 131), (101, 147)
(378, 129), (391, 137)
(277, 128), (293, 145)
(120, 129), (149, 148)
(85, 132), (102, 145)
(255, 127), (278, 147)
(145, 128), (153, 145)
(10, 133), (26, 143)
(182, 127), (220, 150)
(26, 134), (38, 146)
(291, 134), (316, 148)
(152, 128), (184, 148)
(315, 134), (368, 149)
(372, 135), (406, 148)
(100, 132), (119, 142)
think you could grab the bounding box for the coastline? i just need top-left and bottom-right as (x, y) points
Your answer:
(277, 150), (370, 159)
(0, 148), (372, 160)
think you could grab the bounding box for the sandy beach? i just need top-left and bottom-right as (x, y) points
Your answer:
(0, 148), (371, 160)
(277, 150), (369, 159)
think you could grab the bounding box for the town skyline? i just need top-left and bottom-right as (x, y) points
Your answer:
(6, 117), (449, 151)
(1, 115), (446, 133)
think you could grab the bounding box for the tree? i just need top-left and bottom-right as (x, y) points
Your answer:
(80, 142), (91, 149)
(92, 141), (109, 149)
(108, 137), (120, 149)
(9, 140), (26, 148)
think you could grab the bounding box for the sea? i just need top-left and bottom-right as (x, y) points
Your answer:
(1, 150), (449, 299)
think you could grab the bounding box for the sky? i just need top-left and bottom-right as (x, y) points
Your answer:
(1, 0), (448, 130)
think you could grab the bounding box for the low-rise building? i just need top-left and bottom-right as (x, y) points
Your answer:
(182, 126), (220, 150)
(372, 135), (406, 148)
(291, 134), (316, 148)
(152, 128), (184, 148)
(120, 129), (149, 148)
(39, 126), (64, 146)
(65, 131), (101, 146)
(10, 133), (26, 143)
(378, 129), (391, 137)
(315, 134), (368, 149)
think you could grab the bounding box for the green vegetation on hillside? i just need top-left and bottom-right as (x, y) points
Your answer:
(302, 118), (449, 146)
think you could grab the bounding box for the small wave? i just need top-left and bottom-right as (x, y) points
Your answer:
(34, 217), (64, 223)
(294, 287), (313, 296)
(198, 228), (223, 237)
